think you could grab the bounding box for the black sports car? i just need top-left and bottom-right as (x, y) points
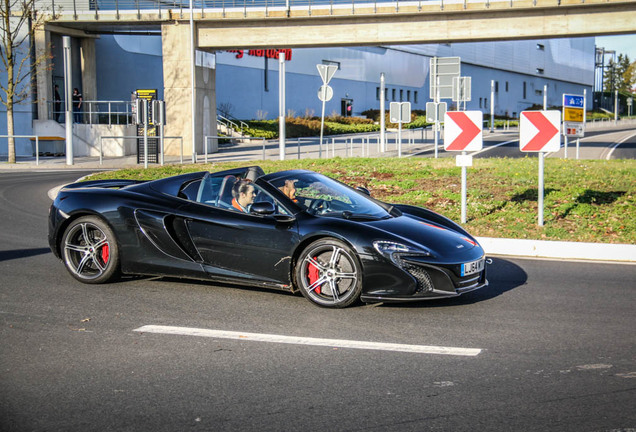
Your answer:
(48, 166), (488, 308)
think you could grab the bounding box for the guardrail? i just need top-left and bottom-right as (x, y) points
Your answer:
(39, 0), (599, 20)
(0, 135), (43, 165)
(99, 135), (184, 166)
(47, 100), (133, 125)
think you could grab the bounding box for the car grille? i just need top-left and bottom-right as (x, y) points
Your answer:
(402, 262), (434, 294)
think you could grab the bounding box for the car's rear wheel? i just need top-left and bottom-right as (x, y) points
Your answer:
(61, 216), (120, 284)
(295, 238), (362, 308)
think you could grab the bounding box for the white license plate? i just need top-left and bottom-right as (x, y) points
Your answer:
(461, 258), (485, 277)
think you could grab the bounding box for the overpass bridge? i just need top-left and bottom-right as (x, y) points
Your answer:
(30, 0), (636, 158)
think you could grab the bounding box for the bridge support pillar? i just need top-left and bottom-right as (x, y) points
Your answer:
(161, 22), (217, 158)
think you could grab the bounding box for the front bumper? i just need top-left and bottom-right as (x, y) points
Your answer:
(359, 253), (488, 303)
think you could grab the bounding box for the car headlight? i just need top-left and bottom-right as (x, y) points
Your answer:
(373, 241), (431, 263)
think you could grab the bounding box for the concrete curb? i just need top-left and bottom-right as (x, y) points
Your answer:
(476, 236), (636, 263)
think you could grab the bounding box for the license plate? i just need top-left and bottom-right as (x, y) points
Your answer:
(461, 258), (485, 277)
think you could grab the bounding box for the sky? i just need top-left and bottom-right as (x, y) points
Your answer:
(595, 34), (636, 63)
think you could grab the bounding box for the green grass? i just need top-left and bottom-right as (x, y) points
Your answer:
(87, 157), (636, 244)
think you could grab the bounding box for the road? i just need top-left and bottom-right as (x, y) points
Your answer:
(1, 171), (635, 431)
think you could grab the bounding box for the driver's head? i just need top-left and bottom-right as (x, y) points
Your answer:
(233, 179), (256, 207)
(280, 179), (297, 200)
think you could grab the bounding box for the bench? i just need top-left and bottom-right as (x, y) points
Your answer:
(30, 136), (65, 156)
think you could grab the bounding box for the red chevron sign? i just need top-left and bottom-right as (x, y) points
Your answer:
(520, 111), (561, 152)
(444, 111), (483, 152)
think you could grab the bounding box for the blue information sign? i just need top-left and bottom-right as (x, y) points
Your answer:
(563, 94), (584, 108)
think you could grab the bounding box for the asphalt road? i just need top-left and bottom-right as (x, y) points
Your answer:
(1, 171), (635, 432)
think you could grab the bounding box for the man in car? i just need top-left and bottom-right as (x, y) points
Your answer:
(279, 179), (298, 203)
(231, 179), (256, 213)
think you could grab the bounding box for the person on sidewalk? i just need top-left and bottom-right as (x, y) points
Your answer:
(72, 88), (83, 123)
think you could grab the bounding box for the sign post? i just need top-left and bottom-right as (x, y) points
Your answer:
(520, 110), (561, 226)
(390, 102), (412, 157)
(443, 110), (483, 223)
(562, 93), (585, 160)
(317, 64), (338, 154)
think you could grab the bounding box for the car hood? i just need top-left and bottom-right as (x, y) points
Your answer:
(364, 214), (480, 259)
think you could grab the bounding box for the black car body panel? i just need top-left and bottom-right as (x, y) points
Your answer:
(49, 166), (488, 304)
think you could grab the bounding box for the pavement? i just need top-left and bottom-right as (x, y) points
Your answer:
(2, 140), (635, 264)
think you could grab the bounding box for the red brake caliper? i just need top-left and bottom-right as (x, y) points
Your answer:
(307, 257), (321, 294)
(101, 244), (109, 264)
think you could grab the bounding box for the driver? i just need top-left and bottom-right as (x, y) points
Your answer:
(231, 179), (256, 213)
(279, 179), (298, 203)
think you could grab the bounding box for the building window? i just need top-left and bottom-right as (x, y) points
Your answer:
(536, 68), (544, 74)
(414, 91), (418, 104)
(407, 90), (411, 101)
(376, 87), (380, 101)
(392, 89), (396, 101)
(535, 89), (543, 96)
(385, 88), (388, 101)
(322, 60), (341, 70)
(536, 43), (545, 51)
(523, 82), (527, 99)
(505, 81), (509, 92)
(479, 97), (482, 108)
(495, 81), (499, 93)
(399, 89), (404, 101)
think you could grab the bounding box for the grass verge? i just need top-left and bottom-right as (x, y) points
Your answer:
(87, 157), (636, 244)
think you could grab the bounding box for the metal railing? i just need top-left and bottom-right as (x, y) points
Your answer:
(99, 135), (184, 165)
(38, 0), (590, 20)
(47, 100), (133, 125)
(0, 135), (44, 165)
(217, 115), (248, 135)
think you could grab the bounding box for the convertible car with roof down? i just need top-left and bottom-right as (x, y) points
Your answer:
(48, 166), (488, 308)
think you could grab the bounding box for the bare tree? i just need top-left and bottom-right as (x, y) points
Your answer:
(1, 0), (52, 163)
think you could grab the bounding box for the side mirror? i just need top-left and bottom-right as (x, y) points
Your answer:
(356, 186), (371, 196)
(250, 201), (276, 215)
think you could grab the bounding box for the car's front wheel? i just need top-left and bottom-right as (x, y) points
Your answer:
(61, 216), (120, 284)
(295, 238), (362, 308)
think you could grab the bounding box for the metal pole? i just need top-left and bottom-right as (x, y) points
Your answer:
(434, 75), (440, 158)
(543, 84), (547, 110)
(564, 135), (568, 159)
(35, 137), (39, 166)
(490, 80), (495, 133)
(189, 0), (197, 163)
(63, 36), (73, 166)
(614, 90), (618, 124)
(398, 122), (402, 158)
(279, 52), (286, 160)
(319, 87), (326, 152)
(461, 151), (467, 224)
(538, 152), (545, 226)
(160, 123), (165, 165)
(143, 99), (148, 169)
(380, 72), (386, 152)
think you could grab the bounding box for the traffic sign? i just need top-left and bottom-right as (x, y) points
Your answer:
(317, 64), (338, 85)
(317, 85), (333, 102)
(430, 57), (461, 100)
(520, 110), (560, 152)
(563, 122), (584, 138)
(426, 102), (446, 123)
(564, 108), (584, 122)
(563, 94), (584, 108)
(452, 76), (472, 102)
(444, 110), (483, 151)
(390, 102), (412, 124)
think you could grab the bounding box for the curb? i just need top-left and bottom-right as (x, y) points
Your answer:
(476, 237), (636, 263)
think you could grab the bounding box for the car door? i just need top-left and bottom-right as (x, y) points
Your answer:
(182, 179), (299, 286)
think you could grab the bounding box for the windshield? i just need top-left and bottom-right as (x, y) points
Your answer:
(268, 172), (391, 220)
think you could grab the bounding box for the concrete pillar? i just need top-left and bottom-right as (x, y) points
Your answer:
(34, 28), (52, 121)
(161, 22), (217, 158)
(80, 38), (97, 104)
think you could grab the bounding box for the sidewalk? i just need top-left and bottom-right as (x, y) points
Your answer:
(3, 142), (635, 264)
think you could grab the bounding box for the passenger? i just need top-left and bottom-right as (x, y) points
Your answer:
(231, 179), (256, 213)
(279, 179), (298, 203)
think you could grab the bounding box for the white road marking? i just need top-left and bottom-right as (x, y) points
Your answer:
(604, 131), (636, 160)
(472, 139), (518, 156)
(133, 325), (482, 357)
